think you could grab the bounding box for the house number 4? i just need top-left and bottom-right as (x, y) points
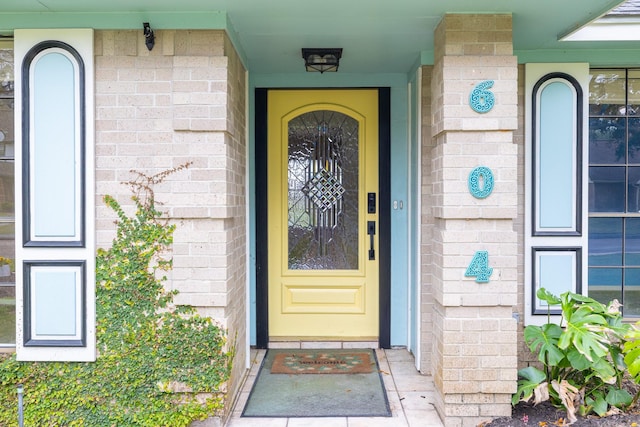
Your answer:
(465, 251), (493, 283)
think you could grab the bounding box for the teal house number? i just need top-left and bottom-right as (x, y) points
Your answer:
(466, 166), (494, 283)
(465, 251), (493, 283)
(469, 80), (495, 113)
(468, 166), (494, 199)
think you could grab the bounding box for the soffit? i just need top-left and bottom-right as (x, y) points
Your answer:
(0, 0), (626, 73)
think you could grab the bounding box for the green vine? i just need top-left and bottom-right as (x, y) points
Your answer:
(0, 163), (234, 426)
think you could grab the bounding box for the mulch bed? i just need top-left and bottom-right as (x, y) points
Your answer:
(483, 401), (640, 427)
(483, 380), (640, 427)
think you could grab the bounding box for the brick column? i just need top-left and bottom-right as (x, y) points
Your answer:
(94, 30), (247, 415)
(430, 15), (518, 426)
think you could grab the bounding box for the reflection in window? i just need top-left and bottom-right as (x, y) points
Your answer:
(0, 47), (15, 346)
(588, 167), (625, 212)
(589, 218), (622, 266)
(589, 68), (640, 315)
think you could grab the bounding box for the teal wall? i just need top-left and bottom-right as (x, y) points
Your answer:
(249, 73), (411, 346)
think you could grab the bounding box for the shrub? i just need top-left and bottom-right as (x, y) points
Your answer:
(514, 288), (633, 423)
(0, 164), (233, 426)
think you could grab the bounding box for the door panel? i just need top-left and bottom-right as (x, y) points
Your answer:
(267, 89), (379, 338)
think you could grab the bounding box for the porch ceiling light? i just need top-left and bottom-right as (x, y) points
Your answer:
(302, 48), (342, 73)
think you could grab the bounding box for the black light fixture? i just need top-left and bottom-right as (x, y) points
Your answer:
(301, 48), (342, 73)
(143, 22), (155, 51)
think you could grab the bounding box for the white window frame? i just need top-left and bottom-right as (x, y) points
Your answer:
(14, 29), (95, 361)
(524, 63), (589, 326)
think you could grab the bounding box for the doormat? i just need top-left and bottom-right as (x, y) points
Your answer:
(271, 350), (373, 374)
(242, 349), (391, 418)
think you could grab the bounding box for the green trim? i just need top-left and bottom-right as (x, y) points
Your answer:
(0, 11), (227, 31)
(515, 48), (640, 66)
(416, 47), (640, 67)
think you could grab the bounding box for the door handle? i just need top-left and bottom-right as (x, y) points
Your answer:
(367, 221), (376, 260)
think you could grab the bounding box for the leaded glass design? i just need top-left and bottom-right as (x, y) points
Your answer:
(288, 110), (359, 270)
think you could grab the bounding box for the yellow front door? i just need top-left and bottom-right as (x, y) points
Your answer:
(267, 89), (379, 339)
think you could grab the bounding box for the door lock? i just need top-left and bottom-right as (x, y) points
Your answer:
(367, 193), (376, 214)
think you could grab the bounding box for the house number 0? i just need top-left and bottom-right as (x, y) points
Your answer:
(468, 166), (494, 199)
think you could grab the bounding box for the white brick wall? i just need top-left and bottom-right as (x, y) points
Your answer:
(94, 29), (247, 415)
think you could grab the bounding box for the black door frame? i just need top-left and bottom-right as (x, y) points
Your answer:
(254, 87), (391, 349)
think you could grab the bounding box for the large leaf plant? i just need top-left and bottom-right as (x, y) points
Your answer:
(514, 288), (634, 423)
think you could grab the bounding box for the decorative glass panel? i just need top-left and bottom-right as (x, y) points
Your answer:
(537, 81), (576, 231)
(30, 50), (79, 241)
(34, 270), (77, 336)
(533, 248), (580, 315)
(24, 262), (85, 346)
(287, 110), (359, 270)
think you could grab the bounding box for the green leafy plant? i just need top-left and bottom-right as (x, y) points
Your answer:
(514, 288), (633, 423)
(624, 321), (640, 405)
(0, 163), (234, 426)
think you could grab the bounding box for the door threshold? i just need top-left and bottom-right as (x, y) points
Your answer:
(268, 337), (379, 349)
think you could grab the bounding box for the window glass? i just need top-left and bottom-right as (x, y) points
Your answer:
(588, 68), (640, 317)
(589, 117), (625, 164)
(626, 218), (640, 265)
(589, 218), (622, 266)
(588, 166), (625, 212)
(0, 47), (14, 346)
(629, 118), (640, 163)
(625, 268), (640, 316)
(589, 267), (622, 306)
(589, 70), (625, 116)
(627, 69), (640, 116)
(629, 167), (640, 212)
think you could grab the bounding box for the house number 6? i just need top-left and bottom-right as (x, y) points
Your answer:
(469, 80), (495, 113)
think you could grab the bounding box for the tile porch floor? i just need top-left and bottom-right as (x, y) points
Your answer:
(225, 348), (444, 427)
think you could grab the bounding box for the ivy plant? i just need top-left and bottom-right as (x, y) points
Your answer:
(514, 288), (633, 423)
(0, 164), (234, 426)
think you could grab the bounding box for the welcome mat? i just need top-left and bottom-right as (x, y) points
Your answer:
(242, 349), (391, 418)
(271, 350), (373, 374)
